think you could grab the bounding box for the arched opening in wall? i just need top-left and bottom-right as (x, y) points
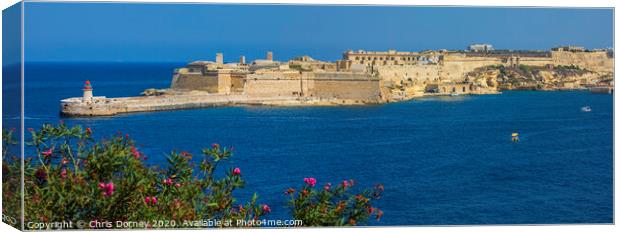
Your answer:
(452, 87), (456, 93)
(462, 87), (466, 92)
(442, 87), (446, 93)
(469, 85), (473, 91)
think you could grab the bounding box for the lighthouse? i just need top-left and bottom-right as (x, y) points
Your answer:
(83, 80), (93, 102)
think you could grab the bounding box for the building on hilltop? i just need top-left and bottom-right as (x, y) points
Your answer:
(552, 46), (586, 52)
(467, 44), (494, 52)
(336, 49), (441, 70)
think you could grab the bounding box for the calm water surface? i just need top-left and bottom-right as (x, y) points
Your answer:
(17, 63), (613, 225)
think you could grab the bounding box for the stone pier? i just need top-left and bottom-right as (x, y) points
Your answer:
(60, 94), (297, 116)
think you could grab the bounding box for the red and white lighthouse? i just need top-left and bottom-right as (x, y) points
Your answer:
(83, 80), (93, 102)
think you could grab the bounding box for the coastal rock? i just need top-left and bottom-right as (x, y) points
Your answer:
(467, 65), (612, 91)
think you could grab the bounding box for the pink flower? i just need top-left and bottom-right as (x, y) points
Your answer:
(175, 183), (181, 188)
(60, 168), (67, 179)
(105, 183), (115, 197)
(303, 177), (316, 187)
(145, 196), (157, 205)
(99, 182), (114, 197)
(130, 146), (141, 159)
(41, 148), (53, 158)
(61, 158), (69, 165)
(85, 127), (92, 135)
(212, 143), (219, 149)
(262, 204), (271, 213)
(180, 151), (192, 159)
(163, 178), (173, 186)
(342, 180), (350, 188)
(232, 167), (241, 176)
(324, 182), (332, 191)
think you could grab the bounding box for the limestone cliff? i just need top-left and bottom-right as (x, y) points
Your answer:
(466, 65), (613, 91)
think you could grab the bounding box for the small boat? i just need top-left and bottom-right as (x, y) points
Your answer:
(450, 93), (460, 96)
(581, 106), (592, 112)
(511, 133), (519, 142)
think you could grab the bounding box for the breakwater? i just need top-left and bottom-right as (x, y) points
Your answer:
(60, 94), (298, 116)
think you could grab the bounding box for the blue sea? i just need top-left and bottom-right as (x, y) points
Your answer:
(9, 62), (615, 225)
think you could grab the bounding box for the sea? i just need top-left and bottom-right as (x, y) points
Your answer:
(3, 62), (614, 225)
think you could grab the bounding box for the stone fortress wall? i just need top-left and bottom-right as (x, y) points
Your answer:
(60, 46), (614, 116)
(171, 52), (383, 102)
(356, 48), (613, 95)
(243, 71), (380, 102)
(170, 46), (613, 101)
(551, 51), (613, 72)
(311, 73), (381, 102)
(171, 72), (219, 92)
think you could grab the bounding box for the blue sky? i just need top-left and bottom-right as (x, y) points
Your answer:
(24, 3), (613, 63)
(3, 2), (21, 66)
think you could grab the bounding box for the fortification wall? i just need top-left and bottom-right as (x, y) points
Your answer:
(244, 77), (304, 98)
(376, 65), (441, 84)
(170, 73), (218, 92)
(517, 57), (554, 66)
(230, 76), (245, 93)
(312, 79), (381, 101)
(551, 51), (613, 72)
(244, 72), (380, 101)
(310, 73), (381, 101)
(441, 56), (503, 81)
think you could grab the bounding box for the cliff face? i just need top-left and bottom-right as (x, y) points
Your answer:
(466, 65), (613, 91)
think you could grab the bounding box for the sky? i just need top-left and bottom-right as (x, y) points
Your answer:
(23, 2), (614, 63)
(3, 2), (21, 66)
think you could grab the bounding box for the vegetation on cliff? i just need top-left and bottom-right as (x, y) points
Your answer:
(2, 123), (383, 229)
(467, 64), (608, 90)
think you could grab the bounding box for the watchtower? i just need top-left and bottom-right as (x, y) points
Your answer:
(216, 53), (223, 64)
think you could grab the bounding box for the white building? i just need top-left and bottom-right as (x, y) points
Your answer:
(467, 44), (494, 52)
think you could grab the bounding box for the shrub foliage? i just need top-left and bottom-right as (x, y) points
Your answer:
(2, 123), (383, 228)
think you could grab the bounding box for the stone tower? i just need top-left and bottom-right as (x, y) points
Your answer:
(216, 53), (223, 64)
(266, 51), (273, 61)
(83, 80), (93, 102)
(239, 56), (246, 65)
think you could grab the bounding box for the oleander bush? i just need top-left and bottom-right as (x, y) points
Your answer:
(2, 123), (383, 228)
(285, 177), (383, 226)
(2, 128), (21, 227)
